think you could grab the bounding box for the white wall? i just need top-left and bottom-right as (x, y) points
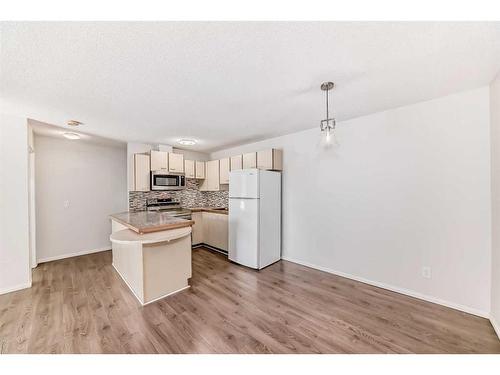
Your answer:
(490, 73), (500, 334)
(172, 148), (210, 161)
(35, 135), (127, 262)
(0, 114), (31, 294)
(212, 87), (492, 316)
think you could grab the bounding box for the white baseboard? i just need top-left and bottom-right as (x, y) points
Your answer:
(0, 281), (32, 296)
(281, 256), (489, 319)
(143, 285), (190, 306)
(37, 246), (110, 264)
(490, 316), (500, 340)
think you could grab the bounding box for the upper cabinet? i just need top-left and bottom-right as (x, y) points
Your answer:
(242, 152), (257, 169)
(134, 148), (280, 191)
(134, 153), (150, 191)
(168, 152), (184, 174)
(195, 161), (206, 179)
(185, 159), (195, 178)
(150, 150), (168, 171)
(219, 158), (230, 185)
(200, 160), (220, 191)
(257, 149), (283, 171)
(230, 155), (243, 171)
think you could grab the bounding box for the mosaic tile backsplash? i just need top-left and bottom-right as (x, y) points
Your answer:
(129, 178), (229, 211)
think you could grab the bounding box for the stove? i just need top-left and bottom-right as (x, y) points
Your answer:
(146, 198), (191, 219)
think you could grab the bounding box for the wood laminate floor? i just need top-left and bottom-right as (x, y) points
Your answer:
(1, 247), (499, 354)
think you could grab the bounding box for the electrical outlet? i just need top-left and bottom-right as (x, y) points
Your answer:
(422, 266), (432, 279)
(64, 200), (70, 208)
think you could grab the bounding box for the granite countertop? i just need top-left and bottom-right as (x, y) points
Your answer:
(189, 207), (229, 215)
(110, 211), (194, 234)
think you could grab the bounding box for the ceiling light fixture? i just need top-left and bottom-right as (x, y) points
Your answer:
(177, 139), (197, 146)
(320, 82), (336, 143)
(63, 132), (81, 140)
(67, 120), (83, 126)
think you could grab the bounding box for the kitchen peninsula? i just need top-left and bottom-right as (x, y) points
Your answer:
(109, 211), (194, 305)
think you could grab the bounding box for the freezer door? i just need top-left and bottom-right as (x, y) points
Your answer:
(228, 198), (259, 269)
(229, 169), (259, 198)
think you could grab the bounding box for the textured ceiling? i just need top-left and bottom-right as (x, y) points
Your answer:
(2, 22), (500, 151)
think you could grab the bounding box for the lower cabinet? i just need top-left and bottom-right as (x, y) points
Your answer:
(191, 212), (228, 251)
(191, 212), (203, 245)
(203, 212), (228, 251)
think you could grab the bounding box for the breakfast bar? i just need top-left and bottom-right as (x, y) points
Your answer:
(109, 211), (194, 305)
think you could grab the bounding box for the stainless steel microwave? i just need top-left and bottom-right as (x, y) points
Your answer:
(151, 172), (186, 190)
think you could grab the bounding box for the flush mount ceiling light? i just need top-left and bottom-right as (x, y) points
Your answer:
(67, 120), (83, 126)
(320, 81), (336, 143)
(177, 139), (197, 146)
(63, 132), (81, 140)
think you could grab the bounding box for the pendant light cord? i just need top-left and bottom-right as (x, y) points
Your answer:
(326, 87), (329, 119)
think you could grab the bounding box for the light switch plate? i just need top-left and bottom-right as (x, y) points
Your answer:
(422, 266), (432, 279)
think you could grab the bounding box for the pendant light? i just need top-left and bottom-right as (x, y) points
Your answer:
(320, 82), (336, 142)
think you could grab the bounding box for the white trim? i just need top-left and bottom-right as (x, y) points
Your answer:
(490, 316), (500, 340)
(112, 263), (190, 306)
(281, 256), (489, 319)
(37, 246), (110, 264)
(142, 285), (190, 306)
(0, 281), (32, 295)
(193, 243), (228, 255)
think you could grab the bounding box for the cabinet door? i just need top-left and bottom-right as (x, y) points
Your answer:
(195, 161), (205, 179)
(200, 160), (220, 191)
(150, 150), (168, 171)
(242, 152), (257, 169)
(257, 149), (283, 171)
(257, 149), (273, 170)
(203, 212), (228, 251)
(185, 160), (195, 178)
(191, 212), (203, 245)
(230, 155), (243, 171)
(207, 160), (220, 191)
(219, 158), (230, 185)
(168, 153), (184, 173)
(134, 154), (150, 191)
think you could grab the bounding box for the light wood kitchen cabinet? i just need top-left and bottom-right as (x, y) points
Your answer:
(185, 159), (195, 178)
(257, 148), (283, 171)
(202, 212), (228, 251)
(134, 153), (150, 191)
(150, 150), (168, 171)
(200, 160), (220, 191)
(243, 152), (257, 169)
(230, 155), (243, 170)
(219, 157), (230, 184)
(168, 152), (184, 174)
(195, 161), (205, 179)
(191, 212), (203, 245)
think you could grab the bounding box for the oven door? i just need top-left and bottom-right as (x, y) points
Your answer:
(151, 173), (185, 190)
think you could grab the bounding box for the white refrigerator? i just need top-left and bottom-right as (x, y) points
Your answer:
(228, 169), (281, 269)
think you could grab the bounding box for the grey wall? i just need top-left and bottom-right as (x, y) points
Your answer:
(490, 72), (500, 336)
(0, 114), (31, 294)
(35, 134), (127, 262)
(212, 87), (492, 316)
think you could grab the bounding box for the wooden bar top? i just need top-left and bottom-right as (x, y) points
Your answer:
(110, 211), (194, 234)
